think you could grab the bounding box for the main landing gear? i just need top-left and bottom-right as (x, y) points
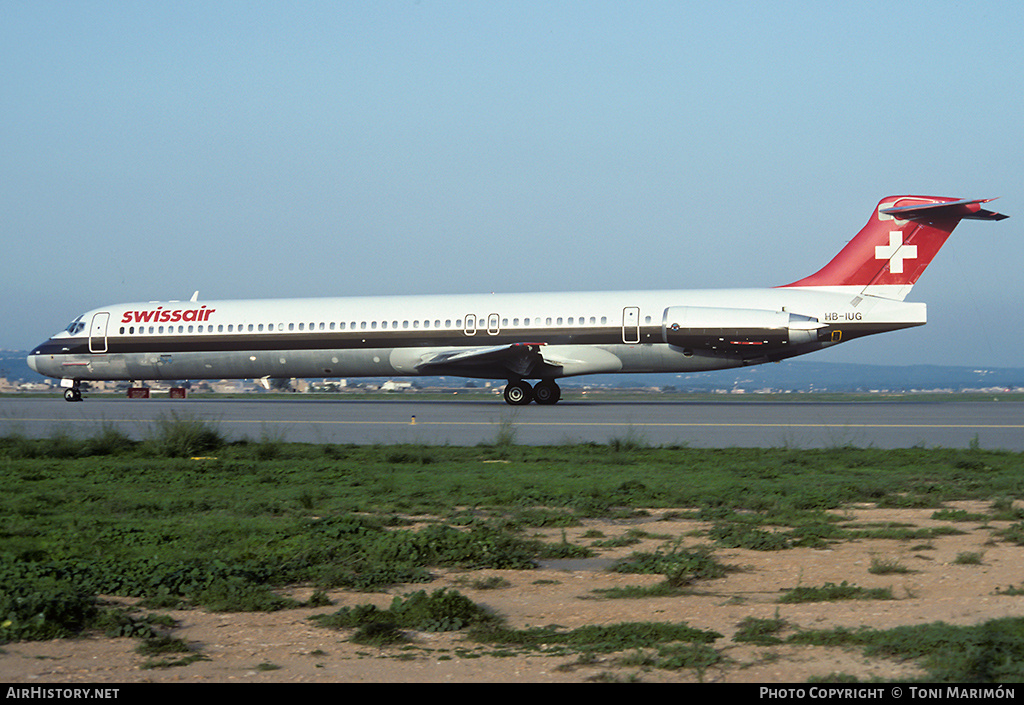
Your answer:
(503, 380), (561, 406)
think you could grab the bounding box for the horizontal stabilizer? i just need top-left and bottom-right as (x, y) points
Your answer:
(880, 198), (1008, 222)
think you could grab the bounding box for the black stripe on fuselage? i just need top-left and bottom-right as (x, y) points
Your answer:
(32, 326), (655, 357)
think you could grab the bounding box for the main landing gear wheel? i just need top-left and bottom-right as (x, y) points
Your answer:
(533, 380), (561, 405)
(503, 380), (534, 406)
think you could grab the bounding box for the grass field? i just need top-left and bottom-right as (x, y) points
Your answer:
(4, 414), (1024, 681)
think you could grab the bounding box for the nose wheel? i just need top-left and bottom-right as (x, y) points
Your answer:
(63, 385), (83, 402)
(503, 380), (561, 405)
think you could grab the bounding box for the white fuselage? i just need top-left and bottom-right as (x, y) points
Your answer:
(27, 286), (925, 385)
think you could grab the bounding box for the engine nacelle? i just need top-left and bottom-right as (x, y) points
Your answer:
(662, 306), (824, 355)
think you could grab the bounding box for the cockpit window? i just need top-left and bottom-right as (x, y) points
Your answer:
(64, 316), (86, 336)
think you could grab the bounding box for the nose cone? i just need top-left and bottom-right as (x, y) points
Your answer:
(27, 352), (39, 373)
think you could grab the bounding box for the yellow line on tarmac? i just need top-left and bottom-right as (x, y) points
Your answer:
(142, 419), (1024, 430)
(9, 418), (1024, 430)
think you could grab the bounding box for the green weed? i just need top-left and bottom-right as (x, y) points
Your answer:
(788, 618), (1024, 682)
(734, 614), (787, 645)
(145, 411), (225, 458)
(868, 556), (912, 575)
(610, 543), (730, 587)
(469, 621), (721, 654)
(312, 588), (499, 634)
(778, 581), (895, 603)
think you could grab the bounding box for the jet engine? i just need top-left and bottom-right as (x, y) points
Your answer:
(662, 306), (824, 355)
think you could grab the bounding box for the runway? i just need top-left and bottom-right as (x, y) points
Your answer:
(3, 396), (1024, 450)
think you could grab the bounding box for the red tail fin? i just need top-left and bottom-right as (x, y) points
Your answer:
(780, 196), (1007, 300)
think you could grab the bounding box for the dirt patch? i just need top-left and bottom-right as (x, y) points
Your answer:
(4, 502), (1023, 683)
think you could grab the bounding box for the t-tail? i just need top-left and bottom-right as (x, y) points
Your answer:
(780, 196), (1008, 301)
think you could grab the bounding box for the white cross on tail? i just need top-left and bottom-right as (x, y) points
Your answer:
(875, 231), (918, 274)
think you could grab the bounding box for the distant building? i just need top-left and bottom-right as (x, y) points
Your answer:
(381, 380), (413, 391)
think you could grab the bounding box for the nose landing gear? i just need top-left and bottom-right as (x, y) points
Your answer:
(63, 382), (83, 402)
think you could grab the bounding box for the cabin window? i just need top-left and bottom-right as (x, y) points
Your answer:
(403, 321), (409, 329)
(601, 316), (607, 324)
(546, 317), (552, 326)
(556, 317), (563, 325)
(434, 320), (441, 328)
(445, 319), (452, 328)
(413, 320), (420, 329)
(371, 321), (378, 329)
(360, 321), (367, 330)
(330, 322), (336, 330)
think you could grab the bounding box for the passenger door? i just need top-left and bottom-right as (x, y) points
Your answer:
(89, 312), (110, 353)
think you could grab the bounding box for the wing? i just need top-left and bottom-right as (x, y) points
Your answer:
(414, 342), (557, 378)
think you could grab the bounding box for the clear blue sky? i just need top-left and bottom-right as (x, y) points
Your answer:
(3, 1), (1021, 367)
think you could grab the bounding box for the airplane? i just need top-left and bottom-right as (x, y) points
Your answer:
(28, 195), (1007, 404)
